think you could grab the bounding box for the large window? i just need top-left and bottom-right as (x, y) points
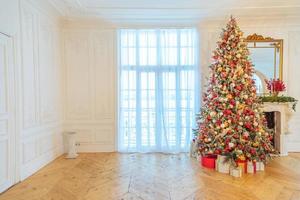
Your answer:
(118, 29), (199, 152)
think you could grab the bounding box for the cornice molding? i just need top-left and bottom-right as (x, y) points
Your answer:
(245, 33), (274, 41)
(46, 0), (300, 25)
(198, 15), (300, 31)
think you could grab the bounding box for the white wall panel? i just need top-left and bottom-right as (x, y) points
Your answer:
(286, 31), (300, 151)
(65, 32), (92, 120)
(94, 127), (114, 145)
(0, 30), (15, 192)
(92, 31), (115, 120)
(74, 129), (94, 143)
(38, 131), (58, 155)
(0, 141), (8, 185)
(288, 31), (300, 104)
(22, 139), (37, 164)
(39, 21), (56, 123)
(0, 121), (7, 136)
(20, 3), (39, 129)
(63, 29), (116, 152)
(19, 0), (64, 180)
(0, 0), (19, 36)
(0, 43), (8, 115)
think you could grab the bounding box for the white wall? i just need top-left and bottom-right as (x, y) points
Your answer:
(61, 19), (200, 152)
(0, 0), (19, 36)
(0, 0), (64, 182)
(19, 0), (64, 179)
(61, 17), (300, 153)
(62, 23), (117, 152)
(0, 0), (20, 191)
(198, 17), (300, 152)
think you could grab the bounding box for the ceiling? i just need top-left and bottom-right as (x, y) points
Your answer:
(49, 0), (300, 22)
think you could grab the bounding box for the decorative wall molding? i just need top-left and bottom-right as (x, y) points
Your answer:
(0, 30), (16, 192)
(19, 0), (64, 180)
(21, 143), (63, 180)
(94, 127), (114, 145)
(285, 31), (300, 152)
(63, 28), (116, 152)
(20, 2), (39, 129)
(92, 31), (115, 120)
(0, 121), (8, 136)
(46, 0), (300, 24)
(64, 31), (92, 120)
(22, 129), (62, 164)
(198, 17), (300, 31)
(245, 33), (274, 41)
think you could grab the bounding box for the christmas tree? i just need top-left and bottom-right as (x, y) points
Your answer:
(195, 17), (275, 163)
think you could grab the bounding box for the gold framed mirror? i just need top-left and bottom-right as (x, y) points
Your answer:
(245, 34), (283, 94)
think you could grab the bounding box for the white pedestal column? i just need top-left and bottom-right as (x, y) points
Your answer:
(66, 132), (78, 159)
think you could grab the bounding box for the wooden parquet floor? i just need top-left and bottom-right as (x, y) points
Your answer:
(1, 153), (300, 200)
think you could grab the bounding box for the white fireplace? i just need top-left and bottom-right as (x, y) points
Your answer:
(262, 102), (294, 156)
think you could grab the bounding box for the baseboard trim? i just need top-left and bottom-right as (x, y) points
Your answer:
(287, 142), (300, 153)
(76, 143), (115, 152)
(20, 144), (64, 181)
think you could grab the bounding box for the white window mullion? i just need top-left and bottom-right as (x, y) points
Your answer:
(135, 30), (142, 150)
(119, 28), (198, 153)
(185, 71), (191, 147)
(155, 29), (161, 151)
(175, 30), (182, 149)
(193, 29), (200, 130)
(146, 73), (150, 148)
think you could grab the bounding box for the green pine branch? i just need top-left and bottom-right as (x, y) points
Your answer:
(259, 95), (298, 111)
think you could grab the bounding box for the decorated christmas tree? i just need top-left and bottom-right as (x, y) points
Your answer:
(195, 17), (275, 164)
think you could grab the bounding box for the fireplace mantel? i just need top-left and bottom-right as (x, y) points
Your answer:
(262, 102), (294, 156)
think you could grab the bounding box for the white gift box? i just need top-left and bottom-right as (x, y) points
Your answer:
(230, 166), (242, 177)
(189, 140), (198, 158)
(256, 162), (265, 171)
(247, 161), (256, 173)
(218, 163), (230, 173)
(216, 155), (230, 173)
(217, 155), (227, 163)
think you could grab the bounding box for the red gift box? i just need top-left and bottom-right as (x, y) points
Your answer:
(236, 160), (247, 173)
(201, 154), (217, 169)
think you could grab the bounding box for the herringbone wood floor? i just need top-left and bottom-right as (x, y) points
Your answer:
(0, 153), (300, 200)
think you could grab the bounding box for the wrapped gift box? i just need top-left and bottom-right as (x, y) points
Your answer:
(236, 160), (247, 173)
(189, 140), (198, 158)
(247, 161), (256, 173)
(201, 154), (217, 169)
(216, 155), (230, 173)
(230, 166), (242, 177)
(256, 162), (265, 171)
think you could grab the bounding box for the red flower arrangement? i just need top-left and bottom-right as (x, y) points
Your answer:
(265, 78), (286, 96)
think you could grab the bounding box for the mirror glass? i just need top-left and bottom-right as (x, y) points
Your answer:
(246, 35), (283, 94)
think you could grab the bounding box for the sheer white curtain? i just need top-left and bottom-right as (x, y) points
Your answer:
(118, 29), (199, 153)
